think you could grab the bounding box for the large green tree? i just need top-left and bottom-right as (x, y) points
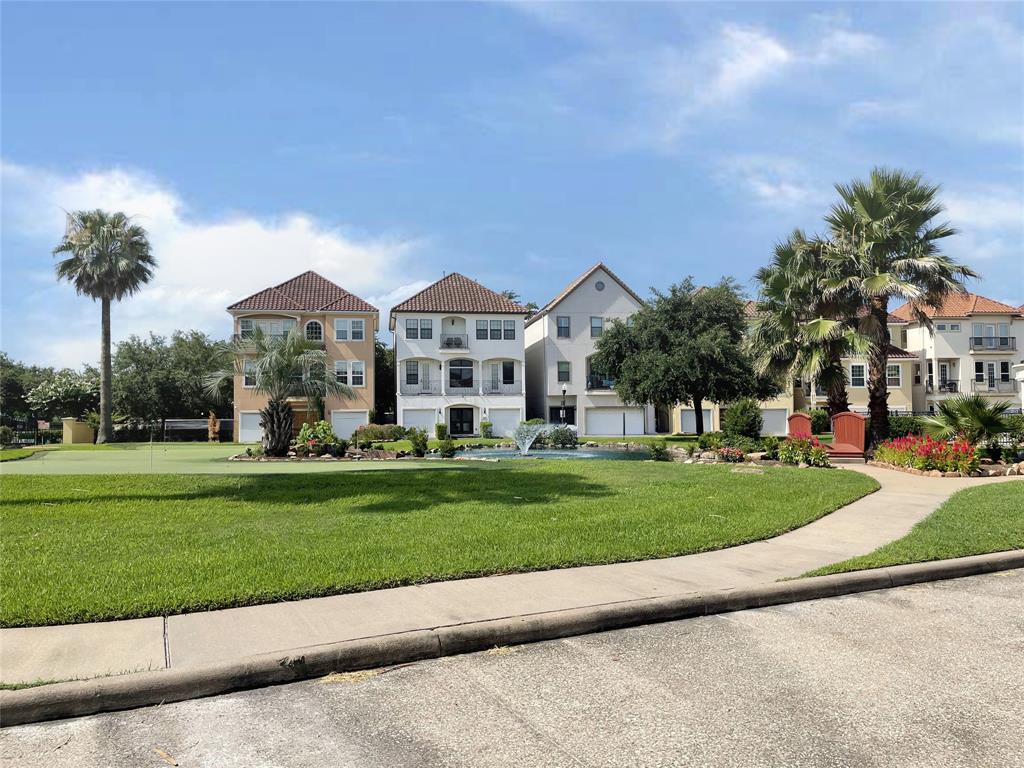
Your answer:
(24, 367), (100, 422)
(0, 353), (56, 424)
(823, 168), (977, 442)
(592, 278), (779, 435)
(53, 210), (156, 443)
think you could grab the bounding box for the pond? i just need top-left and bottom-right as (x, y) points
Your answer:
(461, 447), (649, 461)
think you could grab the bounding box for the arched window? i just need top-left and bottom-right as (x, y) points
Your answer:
(449, 359), (474, 389)
(305, 320), (323, 341)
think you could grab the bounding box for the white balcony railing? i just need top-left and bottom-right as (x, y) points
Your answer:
(971, 380), (1017, 394)
(399, 381), (441, 396)
(482, 381), (520, 395)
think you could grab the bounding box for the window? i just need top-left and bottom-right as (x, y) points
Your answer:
(476, 320), (488, 340)
(557, 361), (570, 382)
(503, 320), (515, 340)
(949, 323), (961, 332)
(418, 319), (431, 340)
(936, 323), (946, 331)
(850, 364), (866, 387)
(590, 317), (603, 338)
(595, 280), (605, 292)
(305, 321), (323, 342)
(556, 316), (570, 338)
(239, 319), (254, 338)
(913, 364), (921, 386)
(1001, 361), (1011, 383)
(886, 364), (901, 387)
(337, 319), (351, 341)
(335, 360), (348, 385)
(449, 359), (473, 389)
(350, 361), (365, 387)
(405, 360), (419, 385)
(241, 318), (295, 338)
(243, 360), (256, 387)
(351, 319), (365, 341)
(490, 320), (501, 340)
(502, 360), (515, 385)
(975, 362), (984, 382)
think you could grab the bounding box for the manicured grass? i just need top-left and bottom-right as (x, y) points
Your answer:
(1, 462), (877, 626)
(0, 448), (36, 462)
(805, 481), (1024, 577)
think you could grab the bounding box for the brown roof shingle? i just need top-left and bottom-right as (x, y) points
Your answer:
(886, 345), (918, 360)
(390, 273), (527, 316)
(525, 263), (644, 327)
(891, 293), (1023, 321)
(228, 271), (377, 313)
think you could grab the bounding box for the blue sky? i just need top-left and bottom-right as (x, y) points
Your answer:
(2, 1), (1022, 367)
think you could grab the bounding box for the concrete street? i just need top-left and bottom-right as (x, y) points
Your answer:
(3, 570), (1021, 768)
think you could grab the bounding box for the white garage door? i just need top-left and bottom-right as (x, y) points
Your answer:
(760, 408), (789, 436)
(239, 412), (263, 443)
(679, 409), (713, 434)
(402, 408), (436, 432)
(331, 410), (369, 439)
(585, 408), (645, 436)
(488, 408), (521, 438)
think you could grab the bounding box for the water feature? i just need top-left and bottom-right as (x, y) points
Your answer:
(511, 422), (549, 456)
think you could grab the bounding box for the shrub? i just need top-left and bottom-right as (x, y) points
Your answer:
(434, 423), (448, 440)
(806, 409), (831, 434)
(293, 420), (339, 456)
(479, 420), (494, 439)
(438, 436), (457, 458)
(1004, 414), (1024, 442)
(888, 415), (925, 438)
(685, 443), (698, 457)
(922, 394), (1012, 446)
(335, 439), (350, 456)
(874, 435), (978, 475)
(547, 424), (577, 448)
(778, 433), (828, 467)
(0, 425), (12, 446)
(717, 446), (745, 463)
(807, 445), (832, 468)
(761, 435), (780, 460)
(1000, 444), (1021, 463)
(697, 431), (724, 451)
(722, 398), (763, 439)
(722, 434), (760, 453)
(354, 424), (407, 443)
(648, 440), (671, 461)
(408, 428), (429, 457)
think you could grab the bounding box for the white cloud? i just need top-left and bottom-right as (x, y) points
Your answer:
(943, 186), (1024, 264)
(714, 155), (825, 212)
(1, 161), (426, 366)
(703, 25), (793, 105)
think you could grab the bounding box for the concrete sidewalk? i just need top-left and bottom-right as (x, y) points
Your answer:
(2, 466), (1018, 685)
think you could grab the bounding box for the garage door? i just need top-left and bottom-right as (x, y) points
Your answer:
(402, 408), (436, 432)
(760, 408), (789, 436)
(679, 409), (713, 434)
(239, 412), (263, 443)
(585, 408), (645, 436)
(488, 408), (521, 438)
(331, 410), (369, 439)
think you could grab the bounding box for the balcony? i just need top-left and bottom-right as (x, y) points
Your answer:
(969, 336), (1015, 352)
(482, 381), (520, 395)
(925, 380), (961, 395)
(586, 374), (616, 391)
(439, 334), (469, 351)
(233, 333), (324, 349)
(971, 380), (1017, 394)
(399, 381), (441, 396)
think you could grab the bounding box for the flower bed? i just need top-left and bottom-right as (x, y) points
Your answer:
(870, 435), (985, 477)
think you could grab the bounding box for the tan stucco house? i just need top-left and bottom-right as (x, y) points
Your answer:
(227, 271), (379, 442)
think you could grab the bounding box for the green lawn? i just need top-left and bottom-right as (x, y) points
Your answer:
(805, 481), (1024, 577)
(1, 462), (877, 627)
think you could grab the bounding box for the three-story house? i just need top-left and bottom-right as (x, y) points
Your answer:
(391, 273), (528, 437)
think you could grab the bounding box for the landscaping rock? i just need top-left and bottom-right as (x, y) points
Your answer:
(928, 470), (942, 478)
(986, 466), (1006, 477)
(744, 452), (766, 462)
(699, 451), (717, 460)
(942, 471), (960, 478)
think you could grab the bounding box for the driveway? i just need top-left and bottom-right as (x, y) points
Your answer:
(3, 570), (1021, 767)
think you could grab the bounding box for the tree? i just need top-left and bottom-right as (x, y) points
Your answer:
(1, 353), (56, 424)
(24, 368), (100, 421)
(53, 210), (156, 443)
(206, 328), (353, 456)
(822, 168), (977, 442)
(501, 289), (539, 318)
(374, 338), (395, 422)
(749, 231), (870, 416)
(921, 394), (1011, 446)
(592, 278), (780, 435)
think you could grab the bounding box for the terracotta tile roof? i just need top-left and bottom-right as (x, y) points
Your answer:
(390, 272), (527, 316)
(891, 293), (1023, 321)
(886, 345), (918, 360)
(228, 271), (377, 313)
(526, 263), (645, 327)
(743, 300), (759, 318)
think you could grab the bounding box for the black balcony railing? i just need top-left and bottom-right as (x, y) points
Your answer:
(586, 374), (615, 390)
(969, 336), (1015, 351)
(440, 334), (469, 350)
(925, 380), (961, 394)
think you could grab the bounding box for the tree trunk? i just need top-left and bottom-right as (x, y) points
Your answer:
(826, 354), (849, 416)
(693, 396), (705, 435)
(97, 297), (113, 444)
(867, 297), (890, 445)
(261, 399), (294, 456)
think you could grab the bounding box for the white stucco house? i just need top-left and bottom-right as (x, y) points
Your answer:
(524, 263), (659, 435)
(391, 273), (528, 438)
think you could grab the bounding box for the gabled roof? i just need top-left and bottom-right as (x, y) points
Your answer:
(891, 293), (1023, 321)
(228, 271), (378, 313)
(886, 345), (918, 360)
(525, 262), (644, 327)
(390, 273), (527, 317)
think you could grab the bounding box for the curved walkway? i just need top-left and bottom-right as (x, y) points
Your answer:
(2, 466), (1019, 685)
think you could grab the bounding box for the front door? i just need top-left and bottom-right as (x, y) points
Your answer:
(449, 408), (474, 436)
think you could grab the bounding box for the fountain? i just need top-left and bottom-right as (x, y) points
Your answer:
(511, 423), (549, 456)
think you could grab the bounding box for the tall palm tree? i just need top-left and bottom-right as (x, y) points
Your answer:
(822, 168), (977, 443)
(206, 328), (354, 456)
(749, 231), (870, 417)
(53, 210), (156, 443)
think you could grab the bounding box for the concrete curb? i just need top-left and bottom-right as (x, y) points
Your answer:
(3, 550), (1021, 727)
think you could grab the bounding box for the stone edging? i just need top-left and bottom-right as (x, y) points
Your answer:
(2, 550), (1021, 728)
(867, 459), (1024, 478)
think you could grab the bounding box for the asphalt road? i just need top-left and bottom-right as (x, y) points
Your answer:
(3, 570), (1022, 768)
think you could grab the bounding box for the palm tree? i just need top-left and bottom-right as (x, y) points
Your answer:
(206, 328), (354, 456)
(821, 168), (977, 443)
(749, 231), (870, 417)
(921, 394), (1011, 446)
(53, 210), (156, 443)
